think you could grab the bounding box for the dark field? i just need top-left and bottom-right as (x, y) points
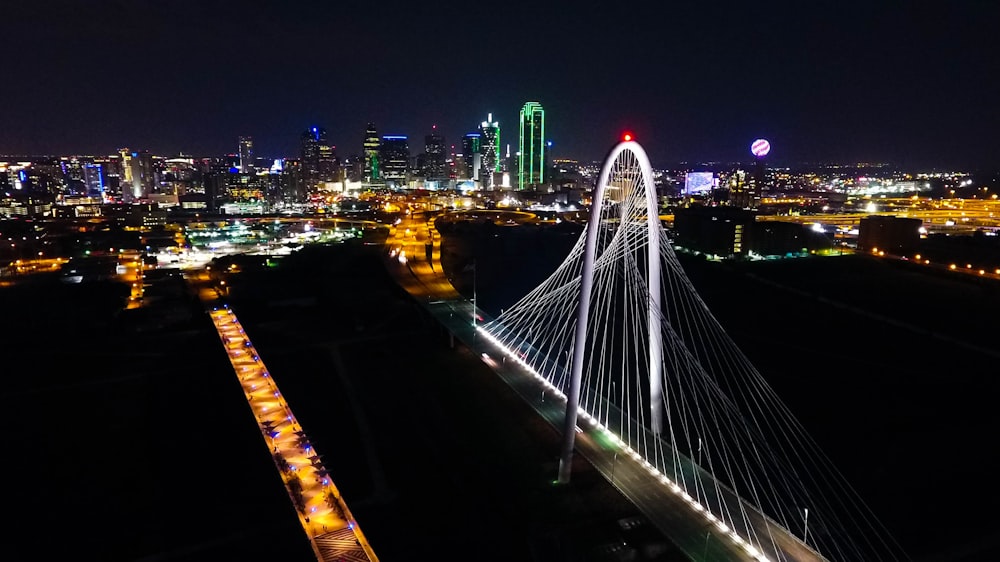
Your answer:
(3, 226), (999, 562)
(2, 275), (314, 561)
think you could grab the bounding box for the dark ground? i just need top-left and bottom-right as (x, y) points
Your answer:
(3, 225), (998, 562)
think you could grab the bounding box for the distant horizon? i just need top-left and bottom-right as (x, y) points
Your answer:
(0, 147), (994, 174)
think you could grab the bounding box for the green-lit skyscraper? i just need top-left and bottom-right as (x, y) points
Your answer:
(363, 123), (381, 185)
(518, 101), (545, 190)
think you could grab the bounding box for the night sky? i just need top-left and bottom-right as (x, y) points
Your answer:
(2, 0), (998, 170)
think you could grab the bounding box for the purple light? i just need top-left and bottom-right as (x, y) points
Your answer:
(750, 138), (770, 158)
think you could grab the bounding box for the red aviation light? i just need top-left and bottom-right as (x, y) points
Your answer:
(622, 132), (633, 142)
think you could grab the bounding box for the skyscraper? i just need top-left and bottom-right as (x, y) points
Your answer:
(461, 133), (481, 180)
(238, 136), (254, 174)
(119, 148), (153, 202)
(423, 127), (446, 184)
(300, 126), (335, 191)
(380, 136), (410, 187)
(363, 123), (380, 185)
(480, 113), (500, 191)
(518, 101), (545, 190)
(83, 163), (104, 199)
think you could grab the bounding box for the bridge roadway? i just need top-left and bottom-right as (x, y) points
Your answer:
(386, 210), (826, 562)
(199, 286), (379, 562)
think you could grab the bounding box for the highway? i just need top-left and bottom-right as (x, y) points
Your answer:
(385, 209), (462, 301)
(384, 210), (825, 562)
(756, 196), (1000, 235)
(200, 286), (379, 562)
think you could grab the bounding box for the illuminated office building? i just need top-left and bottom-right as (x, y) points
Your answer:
(238, 136), (254, 174)
(83, 163), (104, 199)
(300, 126), (336, 191)
(363, 123), (381, 185)
(119, 148), (153, 202)
(423, 127), (446, 183)
(461, 133), (481, 180)
(728, 169), (761, 209)
(518, 101), (545, 190)
(480, 113), (500, 191)
(380, 135), (410, 187)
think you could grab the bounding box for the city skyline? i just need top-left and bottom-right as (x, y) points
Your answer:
(2, 1), (998, 170)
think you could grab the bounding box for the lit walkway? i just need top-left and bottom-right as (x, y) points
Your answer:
(207, 304), (379, 562)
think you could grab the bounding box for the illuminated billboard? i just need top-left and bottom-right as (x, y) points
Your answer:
(684, 172), (716, 195)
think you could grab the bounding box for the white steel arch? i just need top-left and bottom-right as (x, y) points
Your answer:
(557, 140), (663, 484)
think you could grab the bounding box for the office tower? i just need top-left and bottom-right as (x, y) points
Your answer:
(423, 127), (446, 183)
(318, 142), (337, 183)
(83, 163), (104, 198)
(461, 133), (481, 180)
(238, 136), (254, 174)
(119, 148), (153, 202)
(728, 168), (761, 209)
(363, 123), (380, 184)
(119, 148), (133, 194)
(380, 135), (410, 187)
(518, 101), (545, 190)
(278, 159), (305, 202)
(480, 113), (500, 190)
(301, 126), (336, 191)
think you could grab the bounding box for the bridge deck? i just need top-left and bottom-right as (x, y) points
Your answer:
(205, 301), (379, 562)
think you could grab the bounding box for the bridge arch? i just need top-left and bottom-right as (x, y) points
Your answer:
(558, 140), (664, 483)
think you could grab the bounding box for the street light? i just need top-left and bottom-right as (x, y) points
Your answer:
(803, 507), (810, 545)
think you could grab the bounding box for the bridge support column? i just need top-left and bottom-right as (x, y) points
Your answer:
(558, 143), (611, 484)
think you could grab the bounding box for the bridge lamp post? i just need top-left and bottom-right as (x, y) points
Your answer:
(803, 507), (810, 544)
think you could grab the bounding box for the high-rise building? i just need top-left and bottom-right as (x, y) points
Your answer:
(363, 123), (381, 185)
(480, 113), (500, 191)
(423, 127), (446, 184)
(319, 142), (337, 183)
(727, 168), (761, 209)
(380, 136), (410, 187)
(300, 126), (336, 191)
(238, 136), (254, 174)
(461, 133), (481, 180)
(518, 101), (545, 190)
(83, 163), (104, 198)
(119, 148), (153, 202)
(118, 148), (133, 194)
